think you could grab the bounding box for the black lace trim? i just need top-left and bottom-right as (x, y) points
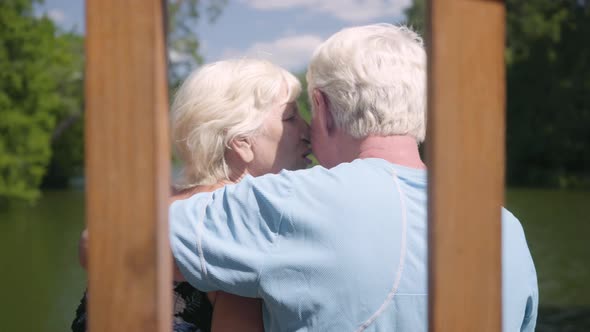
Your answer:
(71, 282), (212, 332)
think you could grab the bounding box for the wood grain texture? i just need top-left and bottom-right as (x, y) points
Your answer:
(85, 1), (171, 331)
(427, 0), (505, 331)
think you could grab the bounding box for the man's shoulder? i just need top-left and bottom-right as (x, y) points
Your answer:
(501, 208), (527, 241)
(500, 208), (538, 331)
(501, 207), (536, 275)
(287, 158), (395, 179)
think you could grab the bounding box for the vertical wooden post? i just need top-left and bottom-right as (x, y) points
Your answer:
(85, 1), (171, 331)
(427, 0), (505, 331)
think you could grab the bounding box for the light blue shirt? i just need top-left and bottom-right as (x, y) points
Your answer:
(170, 158), (538, 331)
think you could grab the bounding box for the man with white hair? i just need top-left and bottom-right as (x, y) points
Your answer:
(170, 24), (538, 331)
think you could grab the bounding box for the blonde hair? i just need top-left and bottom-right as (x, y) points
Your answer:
(172, 59), (301, 188)
(307, 24), (427, 142)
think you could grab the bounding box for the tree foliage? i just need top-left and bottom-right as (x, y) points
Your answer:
(1, 0), (227, 203)
(167, 0), (227, 88)
(405, 0), (590, 188)
(40, 31), (84, 189)
(296, 72), (311, 123)
(505, 1), (590, 188)
(403, 0), (426, 36)
(0, 0), (72, 202)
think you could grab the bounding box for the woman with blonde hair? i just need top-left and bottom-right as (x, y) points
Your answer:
(73, 58), (311, 332)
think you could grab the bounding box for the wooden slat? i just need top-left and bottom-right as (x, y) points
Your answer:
(85, 1), (171, 331)
(427, 1), (505, 331)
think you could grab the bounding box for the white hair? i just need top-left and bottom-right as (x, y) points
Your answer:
(306, 23), (426, 142)
(172, 59), (301, 188)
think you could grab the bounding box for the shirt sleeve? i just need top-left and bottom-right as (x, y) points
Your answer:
(169, 171), (293, 297)
(501, 208), (539, 332)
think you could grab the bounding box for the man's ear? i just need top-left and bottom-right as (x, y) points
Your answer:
(312, 89), (335, 135)
(229, 137), (254, 164)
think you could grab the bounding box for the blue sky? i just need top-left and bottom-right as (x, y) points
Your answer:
(38, 0), (411, 73)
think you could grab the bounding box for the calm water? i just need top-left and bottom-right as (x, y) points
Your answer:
(506, 189), (590, 331)
(0, 189), (588, 331)
(0, 191), (85, 332)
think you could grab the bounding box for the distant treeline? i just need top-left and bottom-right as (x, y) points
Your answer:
(0, 0), (226, 203)
(405, 0), (590, 188)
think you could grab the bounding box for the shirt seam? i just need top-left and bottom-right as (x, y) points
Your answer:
(355, 168), (409, 332)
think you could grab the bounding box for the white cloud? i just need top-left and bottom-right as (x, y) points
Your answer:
(219, 35), (323, 71)
(47, 8), (66, 24)
(240, 0), (412, 22)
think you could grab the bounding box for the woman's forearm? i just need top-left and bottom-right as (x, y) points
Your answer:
(211, 292), (264, 332)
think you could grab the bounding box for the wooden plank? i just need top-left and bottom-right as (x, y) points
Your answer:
(427, 0), (505, 331)
(85, 1), (171, 331)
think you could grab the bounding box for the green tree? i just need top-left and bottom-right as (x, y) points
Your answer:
(296, 72), (311, 123)
(1, 0), (228, 202)
(41, 32), (85, 189)
(404, 0), (590, 188)
(167, 0), (227, 88)
(41, 0), (228, 190)
(504, 1), (590, 188)
(403, 0), (426, 35)
(0, 0), (65, 203)
(295, 72), (322, 166)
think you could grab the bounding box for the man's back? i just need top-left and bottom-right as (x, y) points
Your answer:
(258, 158), (428, 331)
(170, 158), (537, 331)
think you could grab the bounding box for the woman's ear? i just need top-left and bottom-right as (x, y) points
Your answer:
(229, 137), (255, 164)
(312, 89), (334, 135)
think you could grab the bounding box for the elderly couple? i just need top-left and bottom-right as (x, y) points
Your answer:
(73, 24), (538, 332)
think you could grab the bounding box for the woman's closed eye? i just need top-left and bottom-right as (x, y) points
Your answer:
(283, 114), (296, 122)
(282, 102), (299, 121)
